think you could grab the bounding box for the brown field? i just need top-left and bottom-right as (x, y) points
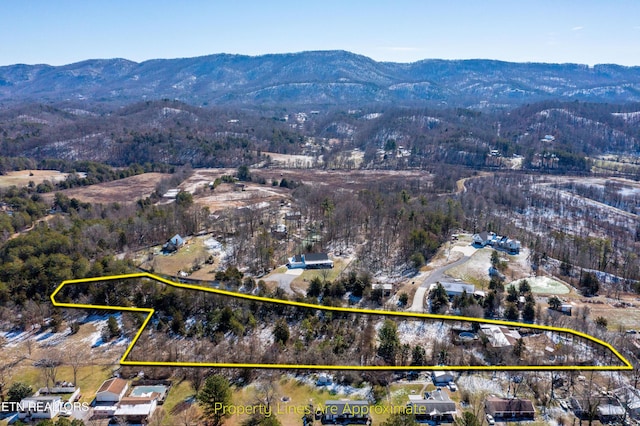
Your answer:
(183, 168), (432, 213)
(0, 170), (70, 188)
(194, 182), (289, 212)
(43, 172), (171, 204)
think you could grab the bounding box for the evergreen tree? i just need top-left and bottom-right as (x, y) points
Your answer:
(429, 282), (449, 314)
(504, 303), (519, 321)
(410, 345), (426, 366)
(198, 374), (232, 426)
(522, 301), (536, 322)
(273, 319), (290, 345)
(7, 382), (33, 402)
(548, 296), (562, 310)
(378, 319), (401, 365)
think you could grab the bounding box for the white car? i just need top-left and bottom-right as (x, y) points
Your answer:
(448, 382), (458, 391)
(59, 410), (72, 417)
(486, 414), (495, 425)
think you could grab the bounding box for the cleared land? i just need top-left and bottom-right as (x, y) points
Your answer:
(0, 170), (70, 188)
(44, 172), (171, 204)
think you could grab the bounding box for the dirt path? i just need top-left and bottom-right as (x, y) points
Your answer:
(442, 171), (491, 196)
(8, 214), (54, 240)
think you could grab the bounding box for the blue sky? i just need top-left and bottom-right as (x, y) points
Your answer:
(2, 0), (639, 66)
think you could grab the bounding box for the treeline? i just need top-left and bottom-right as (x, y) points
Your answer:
(4, 100), (640, 176)
(0, 156), (175, 188)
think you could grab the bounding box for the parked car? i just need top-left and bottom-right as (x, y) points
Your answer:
(486, 414), (495, 425)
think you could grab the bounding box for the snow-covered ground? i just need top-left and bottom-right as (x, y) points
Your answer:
(456, 374), (503, 395)
(297, 374), (371, 399)
(507, 276), (570, 295)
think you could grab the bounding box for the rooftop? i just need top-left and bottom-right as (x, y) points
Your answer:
(97, 378), (128, 395)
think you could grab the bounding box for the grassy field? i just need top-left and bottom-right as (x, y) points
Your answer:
(42, 172), (170, 204)
(144, 237), (213, 278)
(289, 258), (350, 289)
(0, 170), (69, 188)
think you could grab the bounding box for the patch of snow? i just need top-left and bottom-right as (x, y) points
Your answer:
(457, 375), (503, 395)
(612, 111), (640, 122)
(363, 113), (382, 120)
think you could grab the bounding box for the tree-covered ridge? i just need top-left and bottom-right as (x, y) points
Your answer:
(1, 100), (640, 176)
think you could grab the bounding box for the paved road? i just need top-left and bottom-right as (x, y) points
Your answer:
(408, 255), (470, 312)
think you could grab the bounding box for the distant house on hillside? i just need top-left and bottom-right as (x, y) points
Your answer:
(287, 253), (333, 269)
(162, 234), (185, 254)
(472, 231), (521, 254)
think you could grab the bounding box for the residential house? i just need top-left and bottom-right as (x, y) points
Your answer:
(614, 387), (640, 419)
(571, 396), (625, 423)
(320, 400), (371, 424)
(373, 283), (393, 297)
(114, 395), (159, 424)
(162, 234), (185, 253)
(18, 396), (62, 420)
(432, 371), (455, 385)
(287, 253), (333, 269)
(407, 390), (457, 423)
(96, 378), (129, 403)
(472, 231), (521, 254)
(485, 396), (535, 421)
(472, 231), (494, 247)
(440, 282), (475, 298)
(480, 325), (521, 348)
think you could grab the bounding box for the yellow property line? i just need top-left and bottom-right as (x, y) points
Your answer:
(50, 272), (632, 371)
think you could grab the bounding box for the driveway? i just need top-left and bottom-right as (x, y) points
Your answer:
(265, 268), (304, 294)
(408, 252), (473, 312)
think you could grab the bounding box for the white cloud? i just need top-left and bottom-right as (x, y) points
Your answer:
(571, 26), (584, 31)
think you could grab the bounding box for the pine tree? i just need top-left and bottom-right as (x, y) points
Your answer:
(198, 374), (232, 426)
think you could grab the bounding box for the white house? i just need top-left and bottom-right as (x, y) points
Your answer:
(96, 378), (128, 403)
(472, 231), (494, 246)
(287, 253), (333, 269)
(114, 395), (158, 424)
(432, 371), (455, 385)
(18, 396), (62, 419)
(440, 282), (475, 298)
(480, 325), (521, 348)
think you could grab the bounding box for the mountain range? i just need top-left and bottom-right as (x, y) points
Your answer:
(1, 51), (640, 108)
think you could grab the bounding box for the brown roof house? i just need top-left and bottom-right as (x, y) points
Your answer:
(96, 378), (129, 403)
(485, 396), (535, 421)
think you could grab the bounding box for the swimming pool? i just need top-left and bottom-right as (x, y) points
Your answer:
(130, 385), (168, 399)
